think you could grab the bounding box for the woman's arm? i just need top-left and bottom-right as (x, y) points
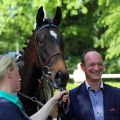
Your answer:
(30, 90), (68, 120)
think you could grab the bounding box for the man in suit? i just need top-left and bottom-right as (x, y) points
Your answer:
(64, 49), (120, 120)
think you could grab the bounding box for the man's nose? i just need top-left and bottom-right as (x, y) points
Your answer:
(94, 64), (100, 70)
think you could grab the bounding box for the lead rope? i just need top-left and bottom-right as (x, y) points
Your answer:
(18, 92), (44, 107)
(17, 66), (52, 108)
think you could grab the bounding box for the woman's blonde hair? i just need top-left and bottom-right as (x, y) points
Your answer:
(0, 55), (17, 80)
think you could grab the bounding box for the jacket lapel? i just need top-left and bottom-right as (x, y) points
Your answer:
(76, 83), (95, 120)
(103, 84), (109, 120)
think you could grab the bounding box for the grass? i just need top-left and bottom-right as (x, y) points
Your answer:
(66, 79), (120, 90)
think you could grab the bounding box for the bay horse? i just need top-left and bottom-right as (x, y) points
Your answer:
(17, 6), (69, 117)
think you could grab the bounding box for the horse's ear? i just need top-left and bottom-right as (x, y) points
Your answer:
(53, 7), (62, 26)
(36, 6), (44, 27)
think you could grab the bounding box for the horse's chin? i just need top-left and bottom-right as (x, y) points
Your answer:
(53, 84), (59, 89)
(50, 82), (62, 90)
(52, 83), (59, 89)
(52, 80), (67, 90)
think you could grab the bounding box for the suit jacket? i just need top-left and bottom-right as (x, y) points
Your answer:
(65, 82), (120, 120)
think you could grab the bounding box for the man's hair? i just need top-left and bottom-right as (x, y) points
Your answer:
(81, 48), (97, 64)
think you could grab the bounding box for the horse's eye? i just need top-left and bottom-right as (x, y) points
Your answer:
(38, 39), (43, 44)
(36, 38), (43, 45)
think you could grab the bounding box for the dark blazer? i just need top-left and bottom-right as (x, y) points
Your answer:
(65, 83), (120, 120)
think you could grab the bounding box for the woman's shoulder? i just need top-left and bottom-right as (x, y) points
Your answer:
(0, 98), (17, 111)
(0, 98), (29, 120)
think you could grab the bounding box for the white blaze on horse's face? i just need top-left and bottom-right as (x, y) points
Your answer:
(50, 30), (57, 39)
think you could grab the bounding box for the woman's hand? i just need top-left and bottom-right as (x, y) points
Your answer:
(51, 90), (68, 103)
(31, 91), (69, 120)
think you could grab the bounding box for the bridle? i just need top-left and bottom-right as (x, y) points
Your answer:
(35, 24), (64, 68)
(18, 24), (66, 108)
(18, 66), (52, 107)
(18, 65), (53, 107)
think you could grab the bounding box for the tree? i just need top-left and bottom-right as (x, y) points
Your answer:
(94, 0), (120, 72)
(0, 0), (120, 73)
(0, 0), (40, 53)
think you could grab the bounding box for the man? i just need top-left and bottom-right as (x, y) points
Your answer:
(64, 49), (120, 120)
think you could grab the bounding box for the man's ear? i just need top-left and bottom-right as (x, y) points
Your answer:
(80, 63), (85, 72)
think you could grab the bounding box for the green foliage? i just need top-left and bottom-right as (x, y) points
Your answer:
(94, 0), (120, 72)
(1, 0), (120, 73)
(66, 56), (80, 74)
(0, 0), (40, 53)
(66, 82), (80, 90)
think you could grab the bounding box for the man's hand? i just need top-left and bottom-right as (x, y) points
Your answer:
(62, 91), (69, 103)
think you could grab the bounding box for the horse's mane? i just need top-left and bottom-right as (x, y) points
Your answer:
(17, 31), (34, 59)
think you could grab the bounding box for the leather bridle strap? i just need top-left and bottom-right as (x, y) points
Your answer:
(18, 92), (44, 107)
(44, 51), (63, 66)
(36, 24), (57, 34)
(35, 23), (63, 68)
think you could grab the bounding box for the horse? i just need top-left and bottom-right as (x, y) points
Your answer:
(17, 6), (69, 117)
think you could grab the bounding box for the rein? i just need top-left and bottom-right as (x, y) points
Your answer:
(18, 92), (44, 107)
(18, 66), (52, 107)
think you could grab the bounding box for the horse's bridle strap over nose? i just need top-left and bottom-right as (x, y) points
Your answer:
(45, 51), (63, 65)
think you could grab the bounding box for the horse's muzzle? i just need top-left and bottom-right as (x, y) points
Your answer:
(54, 71), (69, 88)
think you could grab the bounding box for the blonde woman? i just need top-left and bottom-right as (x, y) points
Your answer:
(0, 55), (68, 120)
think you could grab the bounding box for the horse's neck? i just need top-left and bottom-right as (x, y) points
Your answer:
(24, 32), (36, 59)
(20, 31), (40, 94)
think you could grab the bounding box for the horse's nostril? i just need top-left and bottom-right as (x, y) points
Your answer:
(55, 71), (68, 80)
(55, 71), (69, 88)
(55, 71), (62, 79)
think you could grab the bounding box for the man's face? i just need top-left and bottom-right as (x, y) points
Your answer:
(81, 51), (104, 81)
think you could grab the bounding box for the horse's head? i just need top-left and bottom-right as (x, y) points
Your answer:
(35, 6), (69, 89)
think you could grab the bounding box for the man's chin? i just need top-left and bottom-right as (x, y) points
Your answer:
(92, 77), (101, 81)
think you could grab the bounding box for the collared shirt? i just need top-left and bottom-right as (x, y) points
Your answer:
(85, 81), (104, 120)
(0, 90), (22, 109)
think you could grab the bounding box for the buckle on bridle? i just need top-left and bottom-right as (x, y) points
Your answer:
(42, 66), (51, 76)
(31, 97), (37, 102)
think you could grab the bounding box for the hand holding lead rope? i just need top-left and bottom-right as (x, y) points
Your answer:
(57, 88), (69, 120)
